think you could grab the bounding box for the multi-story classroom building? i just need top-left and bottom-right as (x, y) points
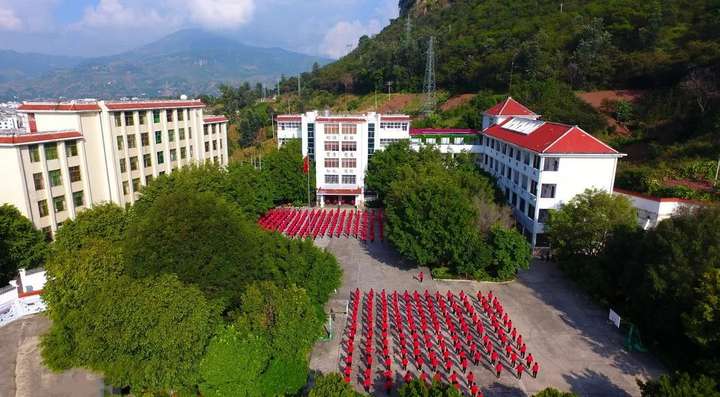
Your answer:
(0, 99), (228, 238)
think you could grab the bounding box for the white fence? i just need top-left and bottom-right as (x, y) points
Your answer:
(0, 268), (47, 328)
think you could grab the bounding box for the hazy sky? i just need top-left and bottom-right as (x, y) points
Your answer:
(0, 0), (399, 59)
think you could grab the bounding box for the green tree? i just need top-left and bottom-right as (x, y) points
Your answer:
(0, 204), (47, 284)
(263, 139), (314, 205)
(309, 373), (363, 397)
(570, 17), (615, 88)
(639, 372), (720, 397)
(124, 190), (264, 307)
(546, 189), (637, 260)
(683, 269), (720, 348)
(533, 388), (578, 397)
(365, 141), (423, 204)
(486, 225), (532, 279)
(52, 203), (127, 253)
(398, 379), (462, 397)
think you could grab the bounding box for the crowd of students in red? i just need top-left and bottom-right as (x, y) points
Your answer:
(258, 208), (384, 241)
(341, 286), (540, 396)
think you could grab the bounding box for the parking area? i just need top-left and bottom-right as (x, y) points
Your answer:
(310, 238), (664, 396)
(0, 314), (102, 397)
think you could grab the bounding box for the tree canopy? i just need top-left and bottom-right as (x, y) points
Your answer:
(0, 204), (47, 285)
(308, 373), (364, 397)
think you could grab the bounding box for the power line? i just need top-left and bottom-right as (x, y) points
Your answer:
(422, 36), (437, 115)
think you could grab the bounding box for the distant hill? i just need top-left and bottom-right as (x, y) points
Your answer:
(0, 50), (84, 84)
(0, 29), (330, 100)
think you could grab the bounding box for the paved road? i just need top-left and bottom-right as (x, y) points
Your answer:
(0, 314), (102, 397)
(310, 238), (663, 397)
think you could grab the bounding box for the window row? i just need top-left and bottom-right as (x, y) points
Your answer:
(203, 124), (221, 136)
(33, 166), (82, 191)
(37, 191), (84, 217)
(324, 158), (357, 168)
(379, 122), (409, 131)
(113, 109), (188, 127)
(116, 128), (190, 150)
(28, 141), (78, 162)
(119, 148), (192, 172)
(323, 124), (358, 135)
(324, 174), (357, 184)
(279, 122), (301, 130)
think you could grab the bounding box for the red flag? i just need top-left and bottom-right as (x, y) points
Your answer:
(302, 156), (310, 174)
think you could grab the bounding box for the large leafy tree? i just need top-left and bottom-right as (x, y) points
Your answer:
(0, 204), (47, 284)
(366, 141), (429, 204)
(398, 380), (462, 397)
(124, 190), (264, 307)
(487, 225), (532, 279)
(533, 388), (578, 397)
(263, 139), (313, 205)
(546, 189), (637, 260)
(639, 372), (720, 397)
(52, 203), (127, 252)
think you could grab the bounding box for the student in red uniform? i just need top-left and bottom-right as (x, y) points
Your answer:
(505, 344), (512, 357)
(450, 371), (458, 384)
(363, 377), (371, 392)
(532, 361), (540, 378)
(384, 369), (392, 381)
(526, 353), (534, 367)
(344, 365), (352, 377)
(344, 374), (351, 383)
(474, 349), (482, 365)
(444, 359), (452, 372)
(495, 362), (503, 378)
(418, 271), (424, 283)
(516, 362), (524, 379)
(510, 351), (518, 366)
(467, 371), (475, 386)
(404, 371), (413, 384)
(520, 343), (527, 358)
(470, 383), (480, 397)
(433, 371), (442, 383)
(461, 357), (469, 373)
(420, 371), (429, 384)
(491, 350), (499, 365)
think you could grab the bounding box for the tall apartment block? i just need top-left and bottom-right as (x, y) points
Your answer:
(0, 100), (228, 238)
(276, 111), (411, 206)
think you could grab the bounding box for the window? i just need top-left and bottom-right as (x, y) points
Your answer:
(324, 141), (339, 151)
(188, 127), (192, 139)
(65, 140), (78, 157)
(380, 122), (408, 130)
(279, 122), (301, 130)
(117, 136), (124, 150)
(530, 180), (538, 196)
(143, 153), (152, 168)
(203, 125), (209, 136)
(44, 143), (58, 160)
(502, 143), (507, 155)
(325, 158), (339, 168)
(538, 209), (550, 223)
(509, 147), (514, 158)
(48, 169), (62, 187)
(180, 147), (187, 159)
(511, 192), (517, 206)
(29, 145), (40, 162)
(519, 198), (526, 212)
(114, 113), (122, 126)
(515, 149), (521, 161)
(368, 123), (375, 156)
(380, 138), (404, 147)
(139, 112), (146, 125)
(341, 158), (356, 168)
(527, 204), (536, 220)
(122, 181), (129, 195)
(125, 112), (134, 126)
(425, 138), (436, 144)
(325, 174), (339, 184)
(454, 137), (464, 144)
(170, 149), (177, 161)
(533, 155), (541, 170)
(119, 158), (127, 173)
(72, 191), (84, 207)
(324, 123), (340, 134)
(127, 134), (136, 149)
(341, 124), (356, 134)
(153, 110), (161, 123)
(178, 110), (184, 121)
(68, 166), (81, 182)
(132, 178), (141, 192)
(540, 184), (556, 198)
(129, 156), (139, 171)
(204, 142), (210, 152)
(146, 174), (153, 184)
(441, 137), (450, 145)
(166, 110), (173, 122)
(341, 141), (357, 151)
(32, 173), (44, 190)
(157, 151), (164, 164)
(168, 129), (175, 142)
(53, 195), (65, 213)
(38, 200), (48, 217)
(523, 152), (530, 165)
(521, 175), (528, 190)
(42, 226), (52, 241)
(342, 175), (356, 184)
(155, 131), (162, 144)
(141, 133), (149, 146)
(543, 158), (560, 171)
(179, 128), (185, 140)
(212, 141), (217, 150)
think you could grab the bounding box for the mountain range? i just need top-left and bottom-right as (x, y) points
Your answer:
(0, 29), (330, 100)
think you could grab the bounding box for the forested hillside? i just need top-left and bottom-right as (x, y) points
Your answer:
(308, 0), (719, 93)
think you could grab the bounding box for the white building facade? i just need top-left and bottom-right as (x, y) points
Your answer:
(614, 188), (701, 229)
(0, 100), (228, 238)
(277, 111), (410, 206)
(479, 98), (625, 246)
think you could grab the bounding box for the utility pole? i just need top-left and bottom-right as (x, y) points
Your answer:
(405, 15), (412, 45)
(422, 36), (437, 115)
(715, 154), (720, 186)
(386, 81), (393, 100)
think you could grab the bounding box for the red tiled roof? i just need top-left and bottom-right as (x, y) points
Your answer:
(277, 115), (302, 121)
(105, 100), (205, 110)
(381, 116), (411, 121)
(203, 116), (228, 123)
(614, 188), (705, 205)
(484, 118), (619, 154)
(316, 118), (366, 123)
(0, 131), (82, 145)
(483, 97), (537, 116)
(317, 188), (362, 195)
(410, 128), (479, 136)
(17, 103), (100, 112)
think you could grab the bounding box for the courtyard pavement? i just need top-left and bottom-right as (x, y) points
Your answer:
(310, 238), (664, 397)
(0, 314), (103, 397)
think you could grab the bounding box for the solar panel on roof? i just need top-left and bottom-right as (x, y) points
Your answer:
(502, 118), (545, 135)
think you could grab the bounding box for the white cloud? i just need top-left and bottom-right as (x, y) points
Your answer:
(77, 0), (169, 29)
(0, 7), (21, 30)
(186, 0), (254, 29)
(320, 19), (383, 59)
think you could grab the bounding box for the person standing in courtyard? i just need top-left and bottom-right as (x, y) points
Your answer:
(495, 362), (503, 378)
(418, 271), (424, 283)
(532, 361), (540, 378)
(516, 362), (524, 379)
